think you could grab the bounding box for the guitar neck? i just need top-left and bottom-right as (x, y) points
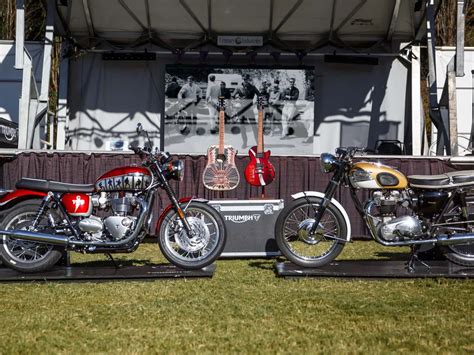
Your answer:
(257, 108), (263, 155)
(218, 108), (225, 155)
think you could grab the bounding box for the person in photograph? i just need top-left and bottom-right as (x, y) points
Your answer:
(209, 82), (232, 134)
(165, 77), (181, 98)
(219, 81), (231, 99)
(232, 74), (260, 122)
(303, 82), (315, 143)
(268, 81), (282, 135)
(178, 75), (202, 119)
(206, 75), (221, 132)
(253, 81), (270, 127)
(233, 74), (260, 100)
(281, 78), (299, 138)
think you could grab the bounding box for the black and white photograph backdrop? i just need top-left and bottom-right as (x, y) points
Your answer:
(164, 66), (315, 155)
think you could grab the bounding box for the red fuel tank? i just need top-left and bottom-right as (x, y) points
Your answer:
(95, 166), (152, 192)
(61, 193), (92, 216)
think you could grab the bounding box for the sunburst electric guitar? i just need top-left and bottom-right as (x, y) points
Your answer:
(244, 95), (276, 186)
(202, 97), (240, 191)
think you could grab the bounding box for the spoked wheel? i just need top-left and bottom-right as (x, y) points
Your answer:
(438, 206), (474, 267)
(0, 200), (63, 273)
(159, 202), (226, 269)
(275, 197), (347, 268)
(443, 243), (474, 266)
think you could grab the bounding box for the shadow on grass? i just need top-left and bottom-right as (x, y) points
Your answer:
(374, 248), (446, 261)
(247, 257), (287, 271)
(372, 251), (410, 260)
(71, 258), (157, 268)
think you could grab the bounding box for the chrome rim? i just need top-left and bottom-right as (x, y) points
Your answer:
(2, 211), (54, 264)
(282, 203), (340, 261)
(163, 207), (220, 262)
(442, 207), (474, 259)
(448, 242), (474, 258)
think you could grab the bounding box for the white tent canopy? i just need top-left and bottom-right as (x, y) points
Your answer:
(56, 0), (427, 51)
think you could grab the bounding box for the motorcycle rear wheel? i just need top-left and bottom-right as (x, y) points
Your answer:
(159, 202), (226, 269)
(275, 196), (346, 268)
(438, 206), (474, 267)
(0, 200), (63, 273)
(442, 243), (474, 266)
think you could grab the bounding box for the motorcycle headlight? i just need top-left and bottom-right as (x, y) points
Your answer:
(165, 160), (184, 181)
(320, 153), (338, 173)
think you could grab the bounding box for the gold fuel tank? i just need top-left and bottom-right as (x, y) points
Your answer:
(348, 162), (408, 189)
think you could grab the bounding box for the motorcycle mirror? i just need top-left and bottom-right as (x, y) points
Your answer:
(136, 123), (153, 150)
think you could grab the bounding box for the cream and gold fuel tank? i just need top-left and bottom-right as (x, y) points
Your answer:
(349, 162), (408, 189)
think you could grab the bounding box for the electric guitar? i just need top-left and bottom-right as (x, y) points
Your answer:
(202, 97), (240, 191)
(244, 95), (276, 186)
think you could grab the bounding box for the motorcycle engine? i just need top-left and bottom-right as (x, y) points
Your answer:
(104, 193), (137, 240)
(366, 190), (424, 241)
(78, 193), (137, 240)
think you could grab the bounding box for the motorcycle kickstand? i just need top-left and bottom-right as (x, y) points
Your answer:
(106, 253), (120, 269)
(406, 245), (431, 273)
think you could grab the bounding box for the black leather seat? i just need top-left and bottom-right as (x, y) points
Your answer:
(16, 178), (95, 193)
(447, 171), (474, 184)
(407, 174), (451, 187)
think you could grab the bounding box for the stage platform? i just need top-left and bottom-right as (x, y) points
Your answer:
(0, 263), (216, 283)
(275, 260), (474, 279)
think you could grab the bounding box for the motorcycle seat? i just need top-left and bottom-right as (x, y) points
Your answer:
(16, 178), (95, 193)
(407, 174), (451, 188)
(446, 170), (474, 184)
(408, 170), (474, 189)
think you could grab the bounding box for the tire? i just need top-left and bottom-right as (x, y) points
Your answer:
(159, 202), (226, 269)
(441, 243), (474, 266)
(437, 205), (474, 267)
(0, 200), (63, 273)
(275, 196), (347, 268)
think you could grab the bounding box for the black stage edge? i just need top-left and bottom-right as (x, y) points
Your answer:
(275, 260), (474, 279)
(0, 263), (216, 283)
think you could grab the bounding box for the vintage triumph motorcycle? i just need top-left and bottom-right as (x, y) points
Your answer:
(0, 124), (226, 273)
(275, 147), (474, 270)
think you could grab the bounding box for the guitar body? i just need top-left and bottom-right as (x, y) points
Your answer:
(244, 146), (276, 186)
(202, 145), (240, 191)
(203, 97), (240, 191)
(244, 95), (276, 187)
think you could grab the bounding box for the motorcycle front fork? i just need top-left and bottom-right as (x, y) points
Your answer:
(309, 177), (342, 234)
(160, 182), (195, 237)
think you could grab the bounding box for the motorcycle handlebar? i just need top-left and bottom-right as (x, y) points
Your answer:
(336, 147), (367, 159)
(129, 145), (173, 166)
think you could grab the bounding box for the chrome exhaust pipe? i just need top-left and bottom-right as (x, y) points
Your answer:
(0, 197), (150, 248)
(0, 230), (68, 246)
(436, 233), (474, 245)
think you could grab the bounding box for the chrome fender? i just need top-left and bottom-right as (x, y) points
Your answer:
(291, 191), (352, 241)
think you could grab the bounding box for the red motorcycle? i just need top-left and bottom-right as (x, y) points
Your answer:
(0, 124), (226, 273)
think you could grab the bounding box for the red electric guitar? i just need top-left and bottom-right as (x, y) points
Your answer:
(244, 95), (276, 186)
(202, 97), (240, 191)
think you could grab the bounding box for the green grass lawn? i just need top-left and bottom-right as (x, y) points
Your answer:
(0, 242), (472, 354)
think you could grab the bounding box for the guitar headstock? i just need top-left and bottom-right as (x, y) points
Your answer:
(218, 96), (226, 111)
(257, 95), (267, 110)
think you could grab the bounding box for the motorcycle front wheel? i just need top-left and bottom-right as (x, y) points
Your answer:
(0, 200), (64, 273)
(159, 202), (226, 269)
(275, 196), (346, 268)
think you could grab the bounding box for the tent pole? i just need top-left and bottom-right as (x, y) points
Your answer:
(411, 45), (422, 155)
(426, 0), (449, 155)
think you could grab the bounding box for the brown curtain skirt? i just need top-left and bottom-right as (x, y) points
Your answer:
(0, 153), (458, 238)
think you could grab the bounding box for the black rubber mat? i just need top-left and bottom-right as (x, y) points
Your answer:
(0, 263), (216, 283)
(275, 260), (474, 279)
